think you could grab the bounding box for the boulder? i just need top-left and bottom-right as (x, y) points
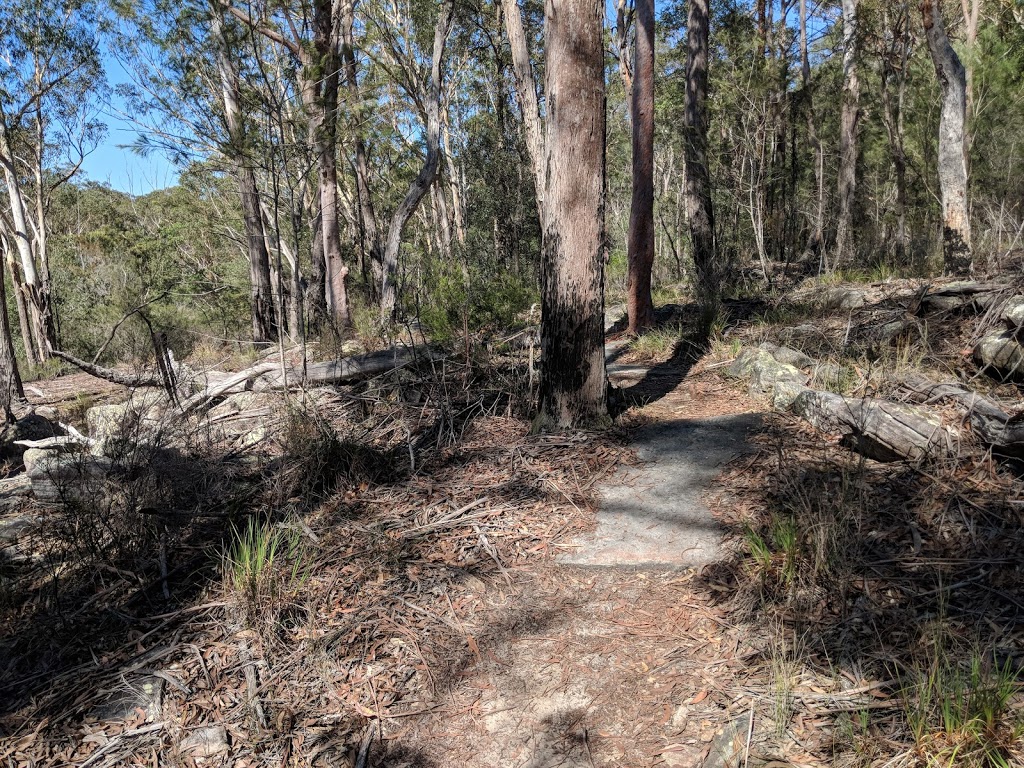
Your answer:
(25, 448), (112, 504)
(87, 390), (169, 458)
(820, 286), (865, 311)
(728, 347), (808, 409)
(759, 342), (815, 369)
(974, 330), (1024, 380)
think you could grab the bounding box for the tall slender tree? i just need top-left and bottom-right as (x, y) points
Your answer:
(626, 0), (656, 334)
(685, 0), (718, 317)
(921, 0), (972, 274)
(534, 0), (608, 430)
(835, 0), (860, 266)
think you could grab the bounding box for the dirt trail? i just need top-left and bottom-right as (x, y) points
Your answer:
(391, 353), (766, 768)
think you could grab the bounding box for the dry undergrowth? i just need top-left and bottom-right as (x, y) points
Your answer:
(0, 357), (629, 766)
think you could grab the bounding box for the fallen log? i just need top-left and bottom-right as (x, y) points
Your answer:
(253, 345), (431, 391)
(51, 349), (163, 388)
(791, 389), (956, 462)
(919, 281), (1006, 313)
(901, 373), (1024, 457)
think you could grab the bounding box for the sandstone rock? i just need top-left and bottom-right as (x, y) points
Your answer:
(728, 347), (808, 409)
(25, 449), (112, 504)
(820, 286), (865, 310)
(87, 390), (169, 458)
(760, 342), (815, 369)
(975, 330), (1024, 380)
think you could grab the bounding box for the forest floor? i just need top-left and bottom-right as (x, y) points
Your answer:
(3, 274), (1024, 767)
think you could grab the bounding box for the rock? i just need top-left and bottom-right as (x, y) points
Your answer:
(1002, 297), (1024, 331)
(728, 347), (808, 410)
(771, 377), (810, 410)
(760, 342), (815, 369)
(180, 725), (229, 757)
(90, 674), (164, 721)
(703, 712), (752, 768)
(0, 475), (33, 513)
(975, 330), (1024, 380)
(778, 323), (823, 344)
(25, 450), (112, 504)
(87, 390), (168, 458)
(0, 510), (37, 541)
(820, 286), (865, 310)
(811, 363), (844, 391)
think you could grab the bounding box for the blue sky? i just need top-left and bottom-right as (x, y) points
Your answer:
(79, 53), (179, 196)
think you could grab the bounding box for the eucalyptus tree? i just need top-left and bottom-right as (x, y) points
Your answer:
(684, 0), (717, 311)
(0, 0), (106, 365)
(534, 0), (608, 430)
(626, 0), (656, 334)
(835, 0), (860, 267)
(368, 0), (455, 318)
(114, 0), (287, 342)
(921, 0), (971, 274)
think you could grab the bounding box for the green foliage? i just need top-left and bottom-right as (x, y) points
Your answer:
(414, 252), (536, 342)
(903, 643), (1023, 768)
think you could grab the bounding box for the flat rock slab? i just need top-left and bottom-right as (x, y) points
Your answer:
(559, 414), (761, 568)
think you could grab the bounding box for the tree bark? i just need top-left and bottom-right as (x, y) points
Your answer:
(685, 0), (718, 315)
(211, 6), (278, 344)
(380, 3), (454, 319)
(921, 0), (972, 275)
(835, 0), (860, 267)
(626, 0), (656, 334)
(0, 249), (23, 423)
(534, 0), (608, 431)
(879, 2), (912, 263)
(501, 0), (546, 221)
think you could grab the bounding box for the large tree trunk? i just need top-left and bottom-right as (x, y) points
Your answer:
(879, 2), (912, 263)
(534, 0), (608, 431)
(835, 0), (860, 267)
(685, 0), (718, 316)
(626, 0), (656, 334)
(501, 0), (546, 220)
(380, 3), (454, 319)
(922, 0), (972, 275)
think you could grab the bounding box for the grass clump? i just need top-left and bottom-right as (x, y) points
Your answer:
(903, 645), (1023, 767)
(225, 517), (308, 628)
(625, 325), (683, 364)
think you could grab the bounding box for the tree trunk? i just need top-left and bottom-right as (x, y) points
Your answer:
(835, 0), (860, 267)
(626, 0), (656, 334)
(501, 0), (546, 221)
(341, 0), (384, 297)
(380, 3), (454, 319)
(0, 248), (23, 422)
(799, 0), (825, 265)
(309, 0), (350, 327)
(879, 2), (912, 263)
(685, 0), (719, 316)
(534, 0), (608, 431)
(921, 0), (972, 275)
(211, 6), (278, 344)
